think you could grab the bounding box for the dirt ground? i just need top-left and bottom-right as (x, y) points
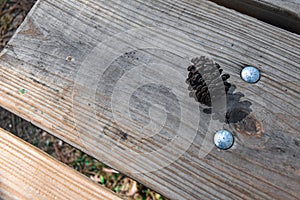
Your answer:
(0, 1), (166, 199)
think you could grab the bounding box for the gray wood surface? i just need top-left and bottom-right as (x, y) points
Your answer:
(211, 0), (300, 34)
(0, 0), (300, 199)
(261, 0), (300, 15)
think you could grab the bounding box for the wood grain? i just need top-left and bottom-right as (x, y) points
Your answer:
(210, 0), (300, 34)
(260, 0), (300, 15)
(0, 0), (300, 199)
(0, 128), (123, 200)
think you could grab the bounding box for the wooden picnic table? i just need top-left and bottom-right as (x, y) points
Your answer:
(0, 0), (299, 199)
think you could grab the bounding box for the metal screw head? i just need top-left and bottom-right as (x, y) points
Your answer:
(241, 66), (260, 83)
(214, 130), (234, 150)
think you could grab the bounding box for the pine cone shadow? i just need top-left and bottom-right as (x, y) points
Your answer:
(225, 85), (252, 123)
(203, 85), (252, 123)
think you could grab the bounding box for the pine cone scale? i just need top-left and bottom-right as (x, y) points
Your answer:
(186, 57), (231, 107)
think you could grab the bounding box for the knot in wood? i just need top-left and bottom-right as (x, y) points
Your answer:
(231, 112), (264, 137)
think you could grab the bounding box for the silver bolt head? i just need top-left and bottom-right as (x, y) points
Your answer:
(214, 130), (234, 150)
(241, 66), (260, 83)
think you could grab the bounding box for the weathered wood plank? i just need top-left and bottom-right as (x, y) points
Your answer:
(210, 0), (300, 34)
(261, 0), (300, 15)
(0, 128), (123, 200)
(0, 0), (300, 199)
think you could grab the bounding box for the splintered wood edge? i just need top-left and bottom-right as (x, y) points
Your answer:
(0, 128), (123, 200)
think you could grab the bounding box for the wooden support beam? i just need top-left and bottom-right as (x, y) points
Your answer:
(0, 0), (299, 199)
(0, 128), (123, 200)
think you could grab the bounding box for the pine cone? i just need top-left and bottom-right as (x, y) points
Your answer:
(186, 56), (231, 106)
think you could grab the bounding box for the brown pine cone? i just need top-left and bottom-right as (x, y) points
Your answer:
(186, 56), (231, 106)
